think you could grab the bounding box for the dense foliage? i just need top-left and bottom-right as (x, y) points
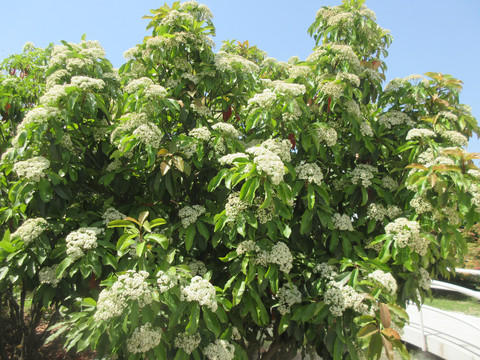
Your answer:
(1, 0), (479, 359)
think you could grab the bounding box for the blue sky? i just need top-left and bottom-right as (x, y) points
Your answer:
(1, 0), (479, 153)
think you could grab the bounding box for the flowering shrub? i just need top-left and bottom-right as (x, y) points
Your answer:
(1, 1), (479, 360)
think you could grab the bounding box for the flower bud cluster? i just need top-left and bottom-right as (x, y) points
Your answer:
(351, 164), (377, 187)
(295, 162), (324, 186)
(174, 332), (201, 355)
(13, 156), (50, 182)
(189, 126), (211, 141)
(385, 218), (428, 256)
(315, 263), (338, 280)
(324, 282), (368, 317)
(66, 227), (103, 260)
(204, 339), (235, 360)
(332, 213), (354, 231)
(12, 217), (48, 245)
(277, 282), (302, 315)
(95, 270), (152, 321)
(178, 205), (206, 228)
(181, 276), (217, 311)
(316, 126), (337, 146)
(39, 264), (64, 288)
(367, 270), (397, 295)
(126, 323), (162, 354)
(102, 207), (126, 225)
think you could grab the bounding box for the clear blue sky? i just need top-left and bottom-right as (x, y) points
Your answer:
(1, 0), (479, 153)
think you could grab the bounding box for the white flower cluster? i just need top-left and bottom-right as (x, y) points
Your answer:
(324, 282), (367, 317)
(237, 240), (260, 255)
(382, 176), (398, 192)
(38, 264), (64, 288)
(467, 169), (480, 180)
(268, 242), (294, 273)
(248, 89), (277, 108)
(174, 332), (201, 355)
(204, 339), (235, 360)
(181, 276), (217, 311)
(351, 164), (377, 187)
(360, 122), (374, 137)
(219, 153), (247, 165)
(66, 227), (103, 260)
(15, 106), (59, 134)
(70, 76), (105, 90)
(438, 110), (458, 121)
(215, 51), (259, 74)
(145, 84), (167, 98)
(106, 158), (122, 172)
(367, 270), (397, 296)
(255, 197), (276, 224)
(40, 84), (67, 105)
(46, 69), (69, 90)
(277, 282), (302, 315)
(319, 82), (344, 99)
(102, 207), (126, 225)
(332, 213), (354, 231)
(212, 122), (241, 138)
(156, 270), (179, 293)
(367, 203), (387, 222)
(289, 65), (312, 79)
(418, 268), (431, 290)
(315, 263), (338, 280)
(282, 101), (302, 122)
(126, 323), (162, 354)
(260, 139), (292, 162)
(189, 126), (211, 141)
(246, 146), (285, 185)
(178, 205), (206, 228)
(336, 72), (360, 87)
(225, 192), (249, 219)
(124, 77), (154, 93)
(179, 1), (213, 21)
(95, 270), (153, 321)
(272, 81), (306, 97)
(378, 111), (415, 129)
(316, 126), (337, 146)
(344, 100), (361, 118)
(13, 156), (50, 182)
(406, 128), (436, 140)
(367, 204), (401, 222)
(161, 9), (195, 27)
(49, 40), (106, 69)
(327, 12), (354, 27)
(12, 217), (48, 245)
(410, 195), (433, 214)
(442, 130), (468, 147)
(295, 162), (324, 186)
(188, 259), (207, 276)
(330, 44), (361, 70)
(385, 218), (428, 256)
(132, 122), (163, 148)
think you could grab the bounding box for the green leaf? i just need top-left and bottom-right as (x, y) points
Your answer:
(150, 218), (167, 228)
(196, 221), (209, 240)
(138, 211), (149, 226)
(278, 313), (291, 335)
(108, 220), (135, 228)
(146, 233), (169, 250)
(203, 307), (221, 338)
(300, 209), (313, 234)
(186, 303), (200, 334)
(185, 223), (196, 250)
(136, 241), (147, 257)
(55, 257), (73, 278)
(208, 169), (229, 191)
